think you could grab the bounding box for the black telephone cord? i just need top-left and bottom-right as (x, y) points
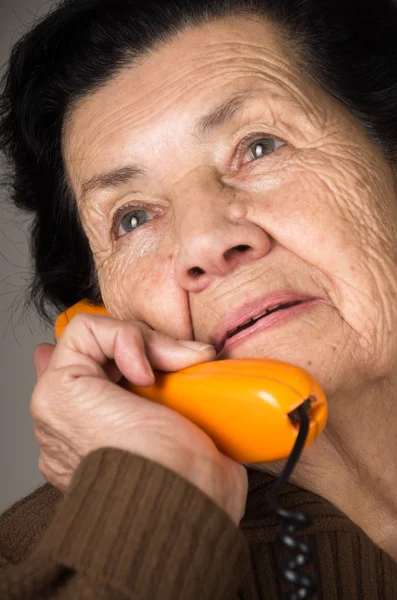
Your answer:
(268, 399), (317, 600)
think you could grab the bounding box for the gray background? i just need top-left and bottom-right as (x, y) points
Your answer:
(0, 1), (57, 512)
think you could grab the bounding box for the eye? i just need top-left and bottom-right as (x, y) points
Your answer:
(238, 134), (285, 165)
(112, 206), (152, 239)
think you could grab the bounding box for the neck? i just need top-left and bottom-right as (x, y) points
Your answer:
(253, 375), (397, 562)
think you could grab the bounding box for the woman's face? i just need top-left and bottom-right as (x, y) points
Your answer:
(63, 15), (397, 398)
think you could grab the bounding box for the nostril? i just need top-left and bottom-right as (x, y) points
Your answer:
(224, 245), (251, 261)
(188, 266), (205, 278)
(187, 246), (251, 279)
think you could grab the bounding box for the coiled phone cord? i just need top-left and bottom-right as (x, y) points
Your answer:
(268, 399), (317, 600)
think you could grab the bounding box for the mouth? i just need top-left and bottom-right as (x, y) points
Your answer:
(227, 299), (302, 337)
(213, 294), (317, 354)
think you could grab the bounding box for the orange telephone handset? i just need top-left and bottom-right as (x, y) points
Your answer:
(54, 300), (328, 463)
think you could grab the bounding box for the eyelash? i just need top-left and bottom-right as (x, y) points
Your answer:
(112, 132), (285, 239)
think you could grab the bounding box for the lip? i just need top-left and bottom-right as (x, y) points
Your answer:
(212, 292), (321, 354)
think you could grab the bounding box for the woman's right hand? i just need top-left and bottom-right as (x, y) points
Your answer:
(31, 313), (249, 525)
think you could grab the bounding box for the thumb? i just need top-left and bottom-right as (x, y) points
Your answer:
(33, 344), (56, 380)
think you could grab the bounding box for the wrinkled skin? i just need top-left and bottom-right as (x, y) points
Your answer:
(62, 16), (397, 558)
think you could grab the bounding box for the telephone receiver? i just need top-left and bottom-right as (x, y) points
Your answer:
(54, 300), (328, 464)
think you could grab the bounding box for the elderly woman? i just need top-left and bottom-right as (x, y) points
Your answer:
(1, 0), (397, 597)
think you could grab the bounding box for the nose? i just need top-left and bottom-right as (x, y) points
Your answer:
(174, 186), (272, 293)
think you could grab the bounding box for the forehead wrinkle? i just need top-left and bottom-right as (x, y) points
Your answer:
(80, 52), (298, 135)
(66, 16), (306, 144)
(68, 35), (309, 142)
(76, 71), (287, 154)
(65, 39), (327, 200)
(193, 88), (263, 142)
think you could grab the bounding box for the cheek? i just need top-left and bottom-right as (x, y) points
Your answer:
(92, 225), (166, 319)
(97, 246), (194, 339)
(252, 167), (352, 272)
(98, 257), (153, 320)
(252, 155), (397, 280)
(97, 247), (177, 324)
(251, 156), (397, 368)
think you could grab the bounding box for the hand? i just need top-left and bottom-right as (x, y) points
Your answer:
(31, 314), (248, 524)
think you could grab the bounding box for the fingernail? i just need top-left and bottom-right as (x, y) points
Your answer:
(178, 341), (214, 352)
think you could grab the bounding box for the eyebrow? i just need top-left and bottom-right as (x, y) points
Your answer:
(80, 165), (149, 204)
(192, 88), (258, 141)
(79, 89), (258, 203)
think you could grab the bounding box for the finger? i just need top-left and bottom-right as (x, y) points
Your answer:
(102, 359), (123, 383)
(33, 344), (56, 380)
(50, 314), (215, 388)
(143, 330), (216, 372)
(50, 314), (154, 386)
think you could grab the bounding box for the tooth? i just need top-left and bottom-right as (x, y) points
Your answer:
(230, 309), (269, 336)
(253, 310), (270, 321)
(227, 302), (298, 340)
(269, 304), (281, 312)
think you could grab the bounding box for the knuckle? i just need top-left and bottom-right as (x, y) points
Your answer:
(124, 322), (146, 343)
(63, 313), (87, 338)
(30, 368), (72, 423)
(66, 312), (149, 353)
(30, 385), (47, 421)
(68, 312), (94, 328)
(124, 317), (152, 335)
(65, 311), (152, 348)
(53, 365), (80, 388)
(129, 324), (171, 350)
(33, 422), (46, 442)
(30, 367), (62, 417)
(38, 453), (51, 480)
(66, 312), (107, 338)
(117, 324), (148, 356)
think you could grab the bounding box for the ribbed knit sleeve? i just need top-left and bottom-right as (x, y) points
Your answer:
(0, 447), (250, 599)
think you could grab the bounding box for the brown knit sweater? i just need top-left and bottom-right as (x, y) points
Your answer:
(0, 447), (396, 599)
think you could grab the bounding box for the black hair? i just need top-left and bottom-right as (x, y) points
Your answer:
(1, 0), (397, 325)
